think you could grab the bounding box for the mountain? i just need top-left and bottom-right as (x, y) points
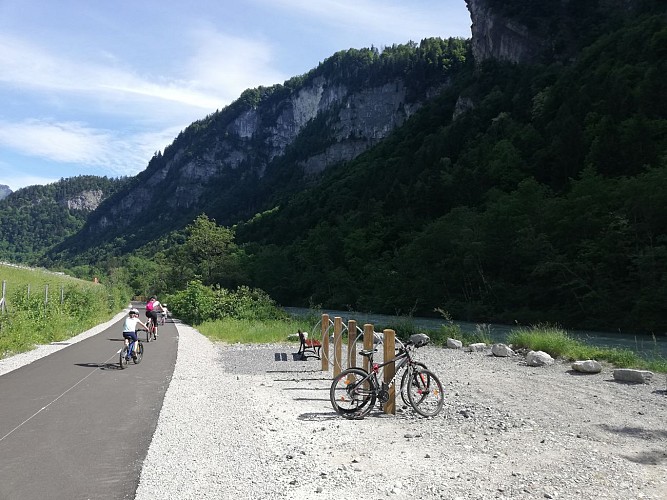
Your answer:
(0, 176), (128, 263)
(0, 184), (11, 201)
(7, 0), (665, 332)
(48, 38), (469, 261)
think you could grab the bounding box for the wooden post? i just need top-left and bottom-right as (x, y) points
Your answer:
(383, 329), (396, 415)
(333, 316), (343, 377)
(363, 324), (374, 373)
(347, 320), (357, 369)
(321, 314), (330, 372)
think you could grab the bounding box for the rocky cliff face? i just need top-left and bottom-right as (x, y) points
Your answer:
(465, 0), (547, 64)
(86, 73), (440, 239)
(63, 190), (104, 211)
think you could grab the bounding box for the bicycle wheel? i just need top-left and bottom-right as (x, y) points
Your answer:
(119, 345), (129, 369)
(133, 341), (143, 364)
(146, 323), (151, 342)
(330, 368), (375, 419)
(399, 361), (427, 407)
(406, 368), (444, 417)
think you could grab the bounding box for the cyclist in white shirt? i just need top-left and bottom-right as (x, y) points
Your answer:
(122, 308), (149, 359)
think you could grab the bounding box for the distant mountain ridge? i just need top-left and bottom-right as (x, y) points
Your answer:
(51, 38), (469, 258)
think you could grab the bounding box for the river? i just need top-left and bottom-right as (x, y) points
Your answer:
(283, 307), (667, 359)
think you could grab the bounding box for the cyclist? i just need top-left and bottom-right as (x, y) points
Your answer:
(160, 303), (169, 325)
(123, 308), (149, 360)
(145, 296), (163, 339)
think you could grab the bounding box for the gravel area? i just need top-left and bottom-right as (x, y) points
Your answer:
(2, 317), (666, 499)
(135, 323), (667, 500)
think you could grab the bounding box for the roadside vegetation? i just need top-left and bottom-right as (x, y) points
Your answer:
(181, 295), (667, 374)
(506, 325), (667, 373)
(0, 263), (130, 358)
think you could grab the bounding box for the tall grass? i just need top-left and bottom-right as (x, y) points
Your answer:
(0, 263), (130, 358)
(196, 317), (312, 344)
(507, 324), (667, 373)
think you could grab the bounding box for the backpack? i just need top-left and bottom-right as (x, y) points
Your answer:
(146, 300), (154, 311)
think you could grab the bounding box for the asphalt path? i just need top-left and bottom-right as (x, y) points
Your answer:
(0, 307), (178, 500)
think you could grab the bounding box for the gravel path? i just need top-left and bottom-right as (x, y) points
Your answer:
(135, 323), (667, 500)
(2, 318), (666, 499)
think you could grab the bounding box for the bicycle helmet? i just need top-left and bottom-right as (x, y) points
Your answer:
(129, 308), (139, 315)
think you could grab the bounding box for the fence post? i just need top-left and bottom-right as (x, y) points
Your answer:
(347, 319), (357, 369)
(333, 317), (343, 377)
(321, 314), (330, 372)
(363, 324), (374, 372)
(1, 280), (6, 313)
(383, 329), (396, 415)
(60, 285), (64, 304)
(27, 283), (30, 300)
(45, 284), (49, 305)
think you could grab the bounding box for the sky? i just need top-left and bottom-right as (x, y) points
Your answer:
(0, 0), (471, 192)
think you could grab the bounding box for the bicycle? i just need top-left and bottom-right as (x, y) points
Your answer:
(145, 317), (157, 342)
(119, 332), (144, 369)
(330, 333), (444, 418)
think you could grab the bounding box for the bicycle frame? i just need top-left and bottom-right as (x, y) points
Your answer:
(351, 346), (418, 403)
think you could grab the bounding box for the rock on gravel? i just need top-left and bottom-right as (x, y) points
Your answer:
(134, 324), (667, 500)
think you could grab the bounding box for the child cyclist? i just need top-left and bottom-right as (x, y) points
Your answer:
(123, 308), (149, 360)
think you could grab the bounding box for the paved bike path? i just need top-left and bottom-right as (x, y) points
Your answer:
(0, 308), (178, 500)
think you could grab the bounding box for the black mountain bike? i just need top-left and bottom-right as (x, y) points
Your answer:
(119, 334), (144, 369)
(145, 317), (157, 342)
(330, 333), (444, 418)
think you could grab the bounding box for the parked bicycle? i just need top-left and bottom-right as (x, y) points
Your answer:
(330, 333), (443, 418)
(120, 331), (144, 369)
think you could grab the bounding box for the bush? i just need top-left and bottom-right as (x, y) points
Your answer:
(166, 280), (286, 325)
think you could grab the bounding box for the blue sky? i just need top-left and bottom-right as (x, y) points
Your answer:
(0, 0), (471, 192)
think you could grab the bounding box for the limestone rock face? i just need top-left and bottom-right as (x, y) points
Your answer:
(63, 190), (104, 211)
(84, 74), (436, 234)
(465, 0), (547, 64)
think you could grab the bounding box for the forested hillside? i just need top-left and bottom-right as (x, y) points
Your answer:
(235, 8), (666, 332)
(0, 176), (128, 263)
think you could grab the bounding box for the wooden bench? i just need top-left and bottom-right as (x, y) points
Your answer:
(297, 330), (321, 360)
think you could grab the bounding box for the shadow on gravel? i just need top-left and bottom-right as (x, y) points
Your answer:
(565, 369), (603, 377)
(282, 386), (328, 392)
(266, 369), (322, 374)
(620, 449), (667, 465)
(598, 423), (667, 442)
(293, 397), (331, 404)
(297, 412), (339, 422)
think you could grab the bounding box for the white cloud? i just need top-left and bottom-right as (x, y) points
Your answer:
(0, 120), (111, 164)
(185, 26), (288, 101)
(0, 119), (176, 178)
